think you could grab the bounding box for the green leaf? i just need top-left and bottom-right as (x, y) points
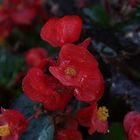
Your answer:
(83, 5), (110, 27)
(20, 115), (54, 140)
(0, 47), (24, 88)
(102, 123), (127, 140)
(12, 94), (54, 140)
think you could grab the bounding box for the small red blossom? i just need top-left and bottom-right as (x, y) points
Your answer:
(2, 0), (36, 25)
(49, 38), (104, 102)
(76, 103), (109, 135)
(25, 47), (48, 67)
(0, 109), (28, 140)
(123, 111), (140, 140)
(55, 128), (83, 140)
(0, 0), (47, 38)
(40, 15), (83, 47)
(22, 68), (73, 111)
(0, 0), (33, 38)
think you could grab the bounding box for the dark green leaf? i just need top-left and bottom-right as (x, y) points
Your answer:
(83, 5), (110, 27)
(0, 47), (24, 88)
(12, 94), (54, 140)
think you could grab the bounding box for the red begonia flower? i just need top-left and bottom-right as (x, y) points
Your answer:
(2, 0), (36, 25)
(25, 47), (48, 67)
(123, 111), (140, 140)
(0, 109), (28, 140)
(76, 103), (109, 135)
(7, 0), (36, 24)
(49, 38), (104, 102)
(55, 128), (83, 140)
(40, 15), (83, 47)
(22, 68), (73, 111)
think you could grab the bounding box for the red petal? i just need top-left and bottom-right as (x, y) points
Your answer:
(40, 15), (82, 47)
(22, 75), (45, 102)
(26, 68), (48, 93)
(123, 111), (140, 133)
(22, 68), (48, 102)
(49, 66), (79, 87)
(128, 124), (140, 140)
(76, 103), (97, 127)
(43, 90), (61, 111)
(25, 47), (48, 67)
(96, 119), (108, 134)
(56, 15), (82, 46)
(74, 70), (104, 102)
(78, 37), (91, 48)
(40, 18), (60, 47)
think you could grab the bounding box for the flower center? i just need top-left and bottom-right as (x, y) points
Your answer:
(64, 67), (76, 76)
(97, 106), (109, 121)
(0, 124), (11, 136)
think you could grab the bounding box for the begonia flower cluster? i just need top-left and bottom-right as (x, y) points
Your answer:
(0, 0), (47, 38)
(0, 108), (28, 140)
(23, 15), (109, 139)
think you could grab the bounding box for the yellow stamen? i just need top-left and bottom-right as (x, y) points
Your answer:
(64, 67), (76, 76)
(97, 106), (109, 121)
(0, 124), (11, 136)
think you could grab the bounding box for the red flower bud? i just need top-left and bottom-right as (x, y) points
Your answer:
(25, 47), (48, 67)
